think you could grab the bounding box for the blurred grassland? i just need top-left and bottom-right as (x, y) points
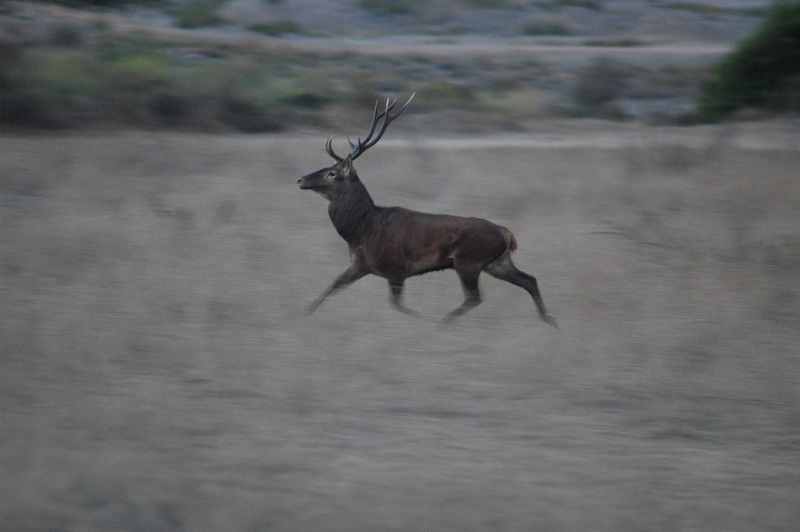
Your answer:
(1, 120), (799, 530)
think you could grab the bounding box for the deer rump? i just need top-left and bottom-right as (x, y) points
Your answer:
(356, 207), (518, 279)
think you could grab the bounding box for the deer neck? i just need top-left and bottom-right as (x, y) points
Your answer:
(328, 178), (377, 246)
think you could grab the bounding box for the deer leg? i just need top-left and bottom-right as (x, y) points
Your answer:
(485, 253), (558, 329)
(442, 267), (482, 323)
(304, 265), (368, 315)
(387, 278), (420, 318)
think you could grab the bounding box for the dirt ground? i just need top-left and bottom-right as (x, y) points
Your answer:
(2, 119), (800, 530)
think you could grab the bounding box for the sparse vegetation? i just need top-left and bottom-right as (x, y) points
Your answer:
(572, 57), (628, 113)
(44, 0), (162, 6)
(108, 54), (170, 92)
(170, 0), (227, 29)
(467, 0), (522, 9)
(358, 0), (415, 16)
(0, 33), (329, 131)
(550, 0), (602, 10)
(662, 2), (727, 17)
(520, 19), (570, 36)
(0, 0), (786, 130)
(415, 82), (476, 109)
(248, 20), (304, 36)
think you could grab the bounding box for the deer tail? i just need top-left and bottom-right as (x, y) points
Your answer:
(507, 230), (518, 253)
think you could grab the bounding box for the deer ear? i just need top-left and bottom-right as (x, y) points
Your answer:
(342, 155), (353, 176)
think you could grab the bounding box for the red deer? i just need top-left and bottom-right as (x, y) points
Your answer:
(296, 95), (557, 327)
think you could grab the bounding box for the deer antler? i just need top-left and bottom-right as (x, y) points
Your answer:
(325, 135), (342, 162)
(325, 93), (415, 162)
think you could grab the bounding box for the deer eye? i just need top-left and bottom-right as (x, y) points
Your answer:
(326, 171), (336, 178)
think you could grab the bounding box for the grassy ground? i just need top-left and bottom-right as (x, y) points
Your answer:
(2, 118), (799, 530)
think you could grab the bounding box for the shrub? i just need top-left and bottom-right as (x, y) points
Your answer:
(50, 23), (85, 48)
(248, 20), (303, 36)
(468, 0), (520, 8)
(0, 86), (53, 127)
(573, 57), (626, 109)
(416, 82), (475, 109)
(95, 33), (161, 63)
(44, 1), (161, 6)
(358, 0), (414, 16)
(698, 2), (800, 121)
(0, 53), (101, 128)
(218, 94), (283, 132)
(281, 92), (329, 109)
(171, 1), (226, 29)
(107, 54), (169, 92)
(550, 0), (602, 10)
(149, 92), (191, 126)
(521, 20), (570, 36)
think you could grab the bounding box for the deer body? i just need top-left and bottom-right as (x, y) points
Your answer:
(297, 96), (557, 327)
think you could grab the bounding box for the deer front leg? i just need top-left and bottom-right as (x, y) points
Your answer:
(304, 264), (368, 315)
(387, 278), (420, 318)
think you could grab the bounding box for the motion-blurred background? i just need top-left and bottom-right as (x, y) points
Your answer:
(2, 1), (799, 530)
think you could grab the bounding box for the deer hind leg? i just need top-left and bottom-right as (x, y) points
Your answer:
(485, 252), (558, 329)
(304, 264), (368, 315)
(442, 266), (482, 323)
(387, 278), (420, 318)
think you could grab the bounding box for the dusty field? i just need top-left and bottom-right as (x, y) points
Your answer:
(2, 119), (800, 530)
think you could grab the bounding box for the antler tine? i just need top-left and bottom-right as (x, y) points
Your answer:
(325, 135), (343, 162)
(347, 135), (360, 151)
(349, 93), (415, 160)
(350, 99), (390, 157)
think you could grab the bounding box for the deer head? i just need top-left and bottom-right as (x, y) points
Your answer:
(296, 154), (355, 201)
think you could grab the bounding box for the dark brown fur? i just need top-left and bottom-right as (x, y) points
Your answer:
(296, 99), (556, 326)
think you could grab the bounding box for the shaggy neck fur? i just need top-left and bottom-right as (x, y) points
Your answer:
(327, 173), (376, 247)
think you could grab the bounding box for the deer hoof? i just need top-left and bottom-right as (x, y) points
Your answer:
(542, 313), (559, 329)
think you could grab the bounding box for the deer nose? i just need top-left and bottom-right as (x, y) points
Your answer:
(296, 177), (303, 185)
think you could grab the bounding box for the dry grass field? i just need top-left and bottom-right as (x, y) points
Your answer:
(2, 118), (799, 530)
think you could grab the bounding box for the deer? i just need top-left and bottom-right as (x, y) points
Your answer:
(296, 94), (558, 328)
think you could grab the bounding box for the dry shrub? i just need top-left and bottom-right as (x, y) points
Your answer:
(572, 57), (629, 116)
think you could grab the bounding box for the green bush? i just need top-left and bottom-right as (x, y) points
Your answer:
(95, 33), (162, 63)
(698, 2), (800, 121)
(107, 54), (169, 92)
(0, 53), (101, 128)
(171, 1), (226, 29)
